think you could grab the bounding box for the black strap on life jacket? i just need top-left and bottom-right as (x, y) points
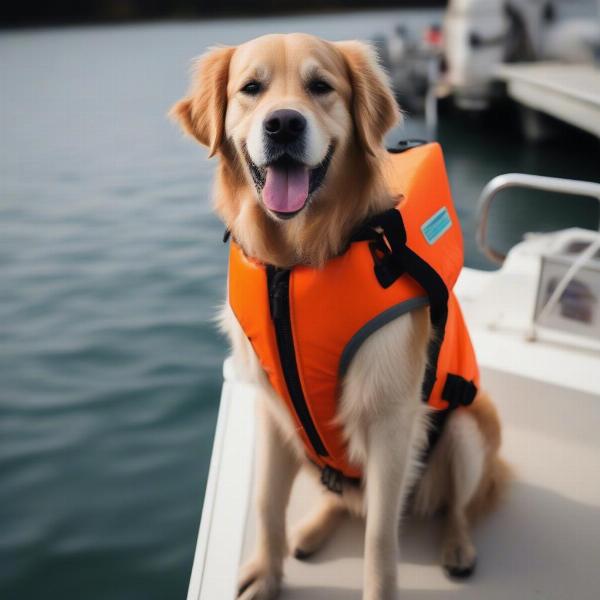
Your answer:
(418, 373), (478, 465)
(351, 207), (477, 465)
(351, 207), (449, 399)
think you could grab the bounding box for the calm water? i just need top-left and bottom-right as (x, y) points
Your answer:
(1, 10), (599, 600)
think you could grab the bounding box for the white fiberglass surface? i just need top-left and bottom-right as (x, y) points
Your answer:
(237, 366), (600, 600)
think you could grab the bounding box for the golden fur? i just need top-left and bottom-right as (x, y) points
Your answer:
(171, 33), (509, 600)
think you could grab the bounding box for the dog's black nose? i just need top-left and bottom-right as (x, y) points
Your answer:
(264, 109), (307, 144)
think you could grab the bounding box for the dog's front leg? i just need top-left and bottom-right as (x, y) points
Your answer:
(238, 397), (300, 600)
(363, 407), (423, 600)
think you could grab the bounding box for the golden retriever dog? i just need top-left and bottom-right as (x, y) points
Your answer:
(171, 33), (509, 600)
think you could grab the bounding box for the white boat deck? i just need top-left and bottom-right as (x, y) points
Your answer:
(496, 62), (600, 138)
(188, 266), (600, 600)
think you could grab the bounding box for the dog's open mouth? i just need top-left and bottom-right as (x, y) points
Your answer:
(245, 145), (335, 220)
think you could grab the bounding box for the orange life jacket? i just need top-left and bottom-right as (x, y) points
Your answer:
(228, 142), (479, 488)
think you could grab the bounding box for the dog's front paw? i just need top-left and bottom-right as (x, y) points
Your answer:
(290, 521), (326, 560)
(237, 558), (281, 600)
(442, 539), (477, 579)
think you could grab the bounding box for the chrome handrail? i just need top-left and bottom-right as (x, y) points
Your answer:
(476, 173), (600, 264)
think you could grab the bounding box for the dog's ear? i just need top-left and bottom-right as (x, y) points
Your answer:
(169, 46), (235, 157)
(335, 41), (401, 157)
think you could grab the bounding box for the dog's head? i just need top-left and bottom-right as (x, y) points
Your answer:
(171, 34), (400, 264)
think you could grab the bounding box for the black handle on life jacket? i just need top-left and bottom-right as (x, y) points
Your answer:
(387, 139), (429, 154)
(354, 208), (448, 328)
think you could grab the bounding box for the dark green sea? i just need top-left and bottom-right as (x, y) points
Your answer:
(1, 9), (599, 600)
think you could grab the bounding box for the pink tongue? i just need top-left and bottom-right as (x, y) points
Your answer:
(263, 163), (309, 214)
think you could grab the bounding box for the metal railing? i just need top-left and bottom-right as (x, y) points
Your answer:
(476, 173), (600, 264)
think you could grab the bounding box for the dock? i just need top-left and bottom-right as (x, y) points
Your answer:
(496, 62), (600, 138)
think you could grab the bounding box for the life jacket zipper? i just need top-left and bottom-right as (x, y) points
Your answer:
(267, 267), (328, 458)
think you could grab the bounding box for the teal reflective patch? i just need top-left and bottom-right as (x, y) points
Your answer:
(421, 206), (452, 245)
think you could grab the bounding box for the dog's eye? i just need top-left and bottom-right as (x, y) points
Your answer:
(240, 81), (262, 95)
(307, 79), (333, 95)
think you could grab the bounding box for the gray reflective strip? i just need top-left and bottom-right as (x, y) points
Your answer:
(338, 296), (430, 378)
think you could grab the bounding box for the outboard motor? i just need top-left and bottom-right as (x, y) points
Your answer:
(444, 0), (508, 109)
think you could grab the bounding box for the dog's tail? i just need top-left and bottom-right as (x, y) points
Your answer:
(467, 455), (513, 522)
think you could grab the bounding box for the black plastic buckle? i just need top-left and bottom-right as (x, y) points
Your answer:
(369, 236), (404, 288)
(321, 465), (344, 495)
(442, 374), (477, 410)
(366, 208), (407, 257)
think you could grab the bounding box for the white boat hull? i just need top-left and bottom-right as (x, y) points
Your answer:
(188, 264), (600, 599)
